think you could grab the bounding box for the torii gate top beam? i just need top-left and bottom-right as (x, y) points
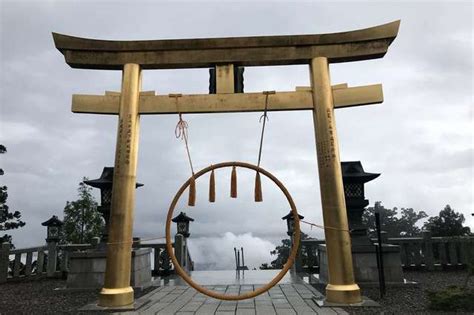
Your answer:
(53, 20), (399, 70)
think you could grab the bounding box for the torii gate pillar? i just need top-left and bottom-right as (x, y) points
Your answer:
(310, 57), (360, 303)
(98, 63), (141, 307)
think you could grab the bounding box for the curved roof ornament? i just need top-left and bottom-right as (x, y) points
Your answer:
(53, 20), (400, 70)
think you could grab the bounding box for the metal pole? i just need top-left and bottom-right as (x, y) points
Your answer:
(98, 63), (141, 307)
(237, 249), (241, 269)
(241, 247), (245, 267)
(234, 247), (238, 270)
(375, 211), (386, 297)
(309, 57), (361, 304)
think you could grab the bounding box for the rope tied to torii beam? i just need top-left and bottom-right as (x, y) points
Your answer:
(172, 94), (197, 206)
(253, 91), (276, 202)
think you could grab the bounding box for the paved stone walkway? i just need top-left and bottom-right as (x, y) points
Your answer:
(128, 283), (348, 315)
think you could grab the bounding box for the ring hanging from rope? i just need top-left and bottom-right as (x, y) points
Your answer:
(165, 161), (301, 301)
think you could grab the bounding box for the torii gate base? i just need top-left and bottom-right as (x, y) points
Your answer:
(53, 20), (399, 308)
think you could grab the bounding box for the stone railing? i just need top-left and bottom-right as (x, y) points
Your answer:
(297, 233), (474, 273)
(0, 241), (98, 283)
(135, 242), (172, 276)
(134, 234), (193, 276)
(1, 235), (194, 283)
(0, 244), (47, 282)
(298, 239), (325, 272)
(381, 232), (474, 270)
(169, 234), (194, 273)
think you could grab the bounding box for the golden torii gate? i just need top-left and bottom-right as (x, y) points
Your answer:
(53, 20), (399, 307)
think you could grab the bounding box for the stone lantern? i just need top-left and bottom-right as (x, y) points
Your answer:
(67, 167), (151, 290)
(282, 211), (304, 237)
(41, 215), (63, 242)
(341, 161), (379, 245)
(172, 212), (194, 238)
(83, 167), (143, 243)
(282, 210), (304, 272)
(41, 215), (63, 277)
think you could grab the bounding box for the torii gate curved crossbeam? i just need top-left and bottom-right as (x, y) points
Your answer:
(53, 20), (399, 70)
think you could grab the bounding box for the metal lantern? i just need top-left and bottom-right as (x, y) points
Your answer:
(282, 211), (304, 236)
(41, 215), (64, 242)
(171, 212), (194, 238)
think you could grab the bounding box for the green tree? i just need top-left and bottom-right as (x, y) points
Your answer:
(423, 205), (471, 237)
(363, 201), (428, 237)
(0, 145), (26, 247)
(263, 232), (311, 269)
(63, 179), (104, 244)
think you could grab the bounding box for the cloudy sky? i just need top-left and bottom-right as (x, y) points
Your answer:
(1, 0), (472, 269)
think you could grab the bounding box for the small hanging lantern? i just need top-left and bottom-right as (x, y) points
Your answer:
(282, 211), (304, 236)
(171, 212), (195, 238)
(41, 215), (64, 242)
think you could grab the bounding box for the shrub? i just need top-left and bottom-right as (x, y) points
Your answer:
(427, 286), (474, 311)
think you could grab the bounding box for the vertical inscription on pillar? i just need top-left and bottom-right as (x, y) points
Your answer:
(125, 114), (132, 165)
(115, 113), (133, 173)
(317, 108), (337, 169)
(116, 118), (124, 173)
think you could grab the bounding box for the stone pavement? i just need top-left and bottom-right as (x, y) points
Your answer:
(124, 283), (348, 315)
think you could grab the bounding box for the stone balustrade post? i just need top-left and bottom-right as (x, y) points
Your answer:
(292, 235), (303, 272)
(174, 234), (185, 271)
(153, 247), (161, 273)
(0, 243), (10, 283)
(60, 247), (69, 275)
(46, 240), (58, 277)
(422, 230), (434, 271)
(91, 237), (101, 247)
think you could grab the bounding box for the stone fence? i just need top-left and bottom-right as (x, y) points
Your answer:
(0, 242), (96, 283)
(299, 233), (474, 272)
(0, 236), (191, 283)
(380, 231), (474, 270)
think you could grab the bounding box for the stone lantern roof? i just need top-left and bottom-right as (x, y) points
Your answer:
(341, 161), (380, 184)
(41, 215), (63, 227)
(281, 211), (304, 221)
(83, 167), (143, 189)
(172, 212), (194, 223)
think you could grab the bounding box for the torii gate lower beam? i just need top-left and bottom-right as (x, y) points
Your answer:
(53, 20), (399, 308)
(71, 84), (383, 115)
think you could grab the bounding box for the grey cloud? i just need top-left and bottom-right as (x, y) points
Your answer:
(1, 1), (472, 249)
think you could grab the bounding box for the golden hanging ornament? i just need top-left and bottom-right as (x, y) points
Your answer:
(230, 165), (237, 198)
(209, 169), (216, 203)
(254, 171), (263, 202)
(188, 175), (196, 206)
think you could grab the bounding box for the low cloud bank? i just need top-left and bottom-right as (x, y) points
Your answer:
(188, 232), (276, 270)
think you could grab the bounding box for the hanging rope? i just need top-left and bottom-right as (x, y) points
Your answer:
(107, 235), (166, 246)
(301, 220), (350, 232)
(172, 94), (196, 206)
(254, 91), (275, 202)
(256, 91), (275, 168)
(175, 112), (195, 176)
